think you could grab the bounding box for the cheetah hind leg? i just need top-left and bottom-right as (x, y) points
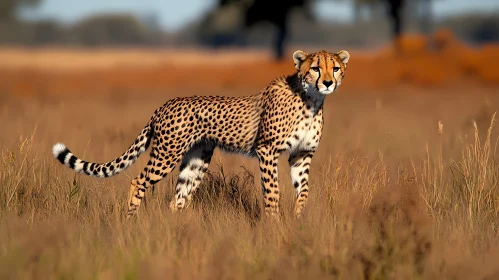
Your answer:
(127, 152), (182, 219)
(169, 143), (215, 212)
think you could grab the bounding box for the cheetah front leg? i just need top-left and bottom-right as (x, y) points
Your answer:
(289, 150), (314, 217)
(170, 143), (215, 211)
(257, 146), (281, 218)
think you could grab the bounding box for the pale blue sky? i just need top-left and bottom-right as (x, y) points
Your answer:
(22, 0), (499, 31)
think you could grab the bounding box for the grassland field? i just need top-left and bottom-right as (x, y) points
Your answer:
(1, 46), (499, 279)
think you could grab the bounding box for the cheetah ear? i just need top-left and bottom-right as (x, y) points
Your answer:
(336, 50), (350, 65)
(293, 50), (308, 71)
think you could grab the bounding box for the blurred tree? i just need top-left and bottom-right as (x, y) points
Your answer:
(211, 0), (314, 61)
(70, 14), (152, 46)
(417, 0), (433, 36)
(31, 19), (63, 45)
(338, 0), (406, 43)
(342, 0), (440, 44)
(442, 12), (499, 44)
(198, 0), (247, 48)
(0, 0), (40, 21)
(338, 0), (443, 53)
(243, 0), (314, 60)
(0, 0), (41, 44)
(386, 0), (405, 45)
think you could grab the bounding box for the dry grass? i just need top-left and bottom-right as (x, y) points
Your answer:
(1, 87), (499, 279)
(0, 47), (273, 70)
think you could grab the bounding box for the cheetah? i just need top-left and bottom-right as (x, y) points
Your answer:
(52, 49), (350, 219)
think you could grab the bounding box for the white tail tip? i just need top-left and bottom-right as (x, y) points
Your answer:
(52, 143), (67, 158)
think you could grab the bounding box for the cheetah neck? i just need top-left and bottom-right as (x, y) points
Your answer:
(303, 86), (325, 111)
(288, 73), (325, 113)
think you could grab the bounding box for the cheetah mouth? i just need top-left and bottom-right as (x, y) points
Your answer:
(319, 89), (334, 95)
(319, 83), (340, 95)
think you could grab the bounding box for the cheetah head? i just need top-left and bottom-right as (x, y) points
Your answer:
(292, 49), (350, 95)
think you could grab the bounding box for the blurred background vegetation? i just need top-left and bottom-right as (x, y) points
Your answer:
(1, 0), (498, 59)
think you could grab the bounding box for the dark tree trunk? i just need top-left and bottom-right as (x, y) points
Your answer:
(387, 0), (404, 40)
(274, 21), (288, 60)
(386, 0), (405, 52)
(244, 0), (309, 61)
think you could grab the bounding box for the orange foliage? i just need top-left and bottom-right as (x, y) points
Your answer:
(0, 30), (498, 96)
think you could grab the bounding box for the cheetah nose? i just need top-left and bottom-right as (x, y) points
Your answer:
(323, 80), (333, 88)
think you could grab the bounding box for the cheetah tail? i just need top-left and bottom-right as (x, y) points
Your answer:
(51, 120), (154, 178)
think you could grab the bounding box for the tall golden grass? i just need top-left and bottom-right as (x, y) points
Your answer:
(1, 89), (499, 279)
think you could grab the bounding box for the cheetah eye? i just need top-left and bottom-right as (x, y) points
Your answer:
(311, 67), (320, 72)
(333, 66), (340, 73)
